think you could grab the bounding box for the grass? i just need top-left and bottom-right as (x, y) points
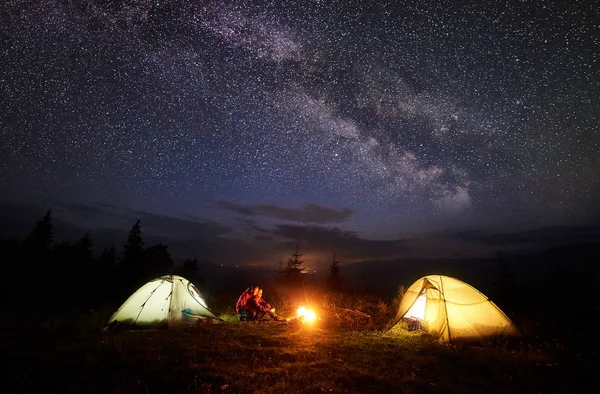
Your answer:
(8, 293), (596, 394)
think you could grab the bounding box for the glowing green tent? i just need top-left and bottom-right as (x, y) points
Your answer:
(108, 275), (220, 328)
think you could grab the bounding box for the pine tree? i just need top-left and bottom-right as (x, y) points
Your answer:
(96, 245), (117, 278)
(52, 240), (74, 304)
(1, 238), (22, 278)
(326, 251), (343, 292)
(121, 220), (144, 266)
(98, 245), (117, 267)
(180, 257), (204, 289)
(1, 238), (22, 304)
(93, 245), (118, 305)
(143, 243), (173, 280)
(282, 245), (305, 287)
(74, 232), (94, 269)
(493, 251), (519, 315)
(25, 209), (54, 254)
(25, 209), (55, 288)
(120, 219), (145, 288)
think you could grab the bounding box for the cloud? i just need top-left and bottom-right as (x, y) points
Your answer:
(50, 200), (108, 220)
(254, 235), (273, 241)
(0, 199), (258, 263)
(49, 201), (232, 240)
(446, 225), (600, 247)
(57, 208), (273, 264)
(270, 224), (409, 260)
(220, 202), (355, 224)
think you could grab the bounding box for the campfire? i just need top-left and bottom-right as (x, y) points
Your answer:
(296, 306), (317, 323)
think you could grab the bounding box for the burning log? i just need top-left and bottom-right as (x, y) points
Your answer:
(333, 306), (371, 319)
(296, 306), (318, 323)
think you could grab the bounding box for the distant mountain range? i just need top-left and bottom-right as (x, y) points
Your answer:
(198, 241), (600, 299)
(2, 199), (597, 300)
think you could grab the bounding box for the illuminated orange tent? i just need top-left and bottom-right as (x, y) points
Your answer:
(390, 275), (520, 342)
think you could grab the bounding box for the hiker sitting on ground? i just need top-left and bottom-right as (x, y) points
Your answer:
(247, 287), (286, 322)
(256, 288), (272, 311)
(235, 285), (260, 321)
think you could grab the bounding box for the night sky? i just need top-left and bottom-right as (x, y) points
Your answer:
(1, 0), (598, 268)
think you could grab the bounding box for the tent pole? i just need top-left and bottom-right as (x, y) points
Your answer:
(440, 275), (451, 342)
(133, 279), (165, 325)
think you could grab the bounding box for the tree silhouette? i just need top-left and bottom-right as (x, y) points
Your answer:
(1, 238), (22, 308)
(26, 209), (55, 291)
(25, 209), (54, 256)
(120, 219), (145, 289)
(179, 257), (205, 289)
(73, 232), (94, 279)
(143, 243), (173, 280)
(121, 219), (144, 267)
(492, 252), (519, 315)
(93, 245), (118, 305)
(51, 240), (75, 305)
(326, 251), (343, 292)
(1, 238), (22, 277)
(122, 220), (144, 265)
(96, 245), (117, 276)
(281, 245), (305, 287)
(70, 232), (95, 300)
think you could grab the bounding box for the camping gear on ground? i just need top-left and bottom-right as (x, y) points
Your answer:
(107, 275), (220, 328)
(389, 275), (520, 342)
(239, 309), (254, 321)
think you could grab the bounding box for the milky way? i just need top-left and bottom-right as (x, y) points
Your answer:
(0, 0), (598, 258)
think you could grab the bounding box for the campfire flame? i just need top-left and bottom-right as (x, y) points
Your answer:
(297, 306), (317, 323)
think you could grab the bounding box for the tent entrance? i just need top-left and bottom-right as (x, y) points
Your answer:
(403, 292), (427, 331)
(402, 291), (427, 331)
(405, 293), (426, 320)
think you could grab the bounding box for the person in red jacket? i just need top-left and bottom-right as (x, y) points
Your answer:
(247, 288), (286, 321)
(236, 285), (260, 321)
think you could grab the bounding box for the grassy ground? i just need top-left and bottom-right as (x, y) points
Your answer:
(9, 294), (596, 394)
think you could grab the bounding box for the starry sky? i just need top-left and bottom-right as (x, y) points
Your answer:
(1, 0), (598, 267)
